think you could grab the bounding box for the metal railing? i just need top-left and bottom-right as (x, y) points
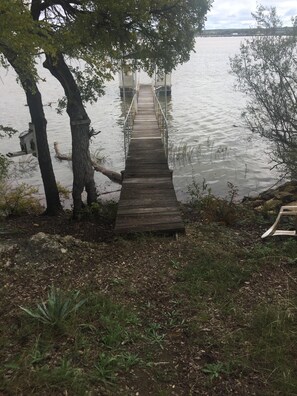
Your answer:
(152, 89), (169, 157)
(123, 91), (138, 159)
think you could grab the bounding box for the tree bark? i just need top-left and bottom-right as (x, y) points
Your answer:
(43, 53), (97, 217)
(4, 49), (62, 215)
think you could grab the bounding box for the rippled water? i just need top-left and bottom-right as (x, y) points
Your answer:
(0, 37), (280, 203)
(169, 37), (279, 200)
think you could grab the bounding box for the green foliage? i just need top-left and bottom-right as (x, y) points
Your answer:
(240, 301), (297, 393)
(0, 291), (142, 394)
(179, 250), (252, 302)
(187, 179), (239, 225)
(31, 359), (86, 394)
(202, 362), (231, 381)
(93, 353), (119, 385)
(93, 352), (141, 385)
(0, 182), (42, 217)
(68, 65), (107, 104)
(27, 335), (45, 366)
(66, 0), (213, 74)
(20, 286), (86, 327)
(81, 201), (117, 223)
(230, 5), (297, 176)
(145, 323), (165, 349)
(38, 0), (212, 106)
(0, 0), (56, 82)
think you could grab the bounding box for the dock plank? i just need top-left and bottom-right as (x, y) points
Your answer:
(114, 84), (184, 235)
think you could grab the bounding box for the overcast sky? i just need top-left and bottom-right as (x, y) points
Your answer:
(205, 0), (297, 29)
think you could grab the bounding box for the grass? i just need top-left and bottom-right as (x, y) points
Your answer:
(179, 251), (253, 301)
(2, 205), (297, 394)
(241, 301), (297, 393)
(175, 223), (297, 395)
(0, 290), (143, 394)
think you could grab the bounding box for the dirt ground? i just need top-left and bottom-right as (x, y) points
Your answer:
(1, 207), (297, 395)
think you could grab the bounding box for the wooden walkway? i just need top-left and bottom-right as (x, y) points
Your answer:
(114, 84), (184, 235)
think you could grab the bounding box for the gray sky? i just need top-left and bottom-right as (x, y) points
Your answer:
(205, 0), (297, 29)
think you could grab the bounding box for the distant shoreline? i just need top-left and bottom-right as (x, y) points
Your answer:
(200, 27), (294, 37)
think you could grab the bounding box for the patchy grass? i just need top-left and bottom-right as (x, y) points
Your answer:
(0, 291), (143, 394)
(1, 206), (297, 394)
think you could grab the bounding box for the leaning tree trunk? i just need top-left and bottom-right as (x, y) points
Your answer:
(43, 53), (97, 217)
(5, 49), (62, 215)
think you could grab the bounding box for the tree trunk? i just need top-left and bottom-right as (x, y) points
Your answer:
(4, 49), (62, 215)
(43, 53), (97, 217)
(54, 141), (122, 184)
(25, 87), (63, 215)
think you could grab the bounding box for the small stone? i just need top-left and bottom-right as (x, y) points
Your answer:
(4, 260), (11, 268)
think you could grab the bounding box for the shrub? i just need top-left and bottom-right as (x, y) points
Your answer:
(187, 179), (239, 226)
(0, 182), (42, 217)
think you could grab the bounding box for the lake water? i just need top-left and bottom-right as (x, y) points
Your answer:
(0, 37), (280, 204)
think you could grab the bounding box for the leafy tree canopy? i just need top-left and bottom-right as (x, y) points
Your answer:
(1, 0), (212, 104)
(0, 0), (56, 81)
(32, 0), (212, 103)
(69, 0), (212, 72)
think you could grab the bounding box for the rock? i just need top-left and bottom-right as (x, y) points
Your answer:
(259, 189), (275, 201)
(247, 199), (264, 208)
(242, 181), (297, 213)
(254, 205), (264, 212)
(29, 232), (61, 253)
(279, 184), (295, 193)
(242, 195), (258, 202)
(274, 191), (295, 203)
(263, 199), (282, 211)
(63, 235), (85, 247)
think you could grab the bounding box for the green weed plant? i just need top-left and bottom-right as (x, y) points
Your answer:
(20, 286), (86, 327)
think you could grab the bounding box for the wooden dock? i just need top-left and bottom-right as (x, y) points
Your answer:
(114, 84), (184, 235)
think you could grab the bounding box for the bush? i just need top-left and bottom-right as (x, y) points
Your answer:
(187, 179), (239, 226)
(0, 182), (42, 217)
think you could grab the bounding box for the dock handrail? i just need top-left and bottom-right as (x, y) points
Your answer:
(123, 91), (138, 158)
(152, 89), (169, 157)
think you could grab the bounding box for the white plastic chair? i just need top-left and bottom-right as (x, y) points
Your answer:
(261, 203), (297, 238)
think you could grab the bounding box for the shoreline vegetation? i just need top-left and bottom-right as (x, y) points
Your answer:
(1, 181), (297, 394)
